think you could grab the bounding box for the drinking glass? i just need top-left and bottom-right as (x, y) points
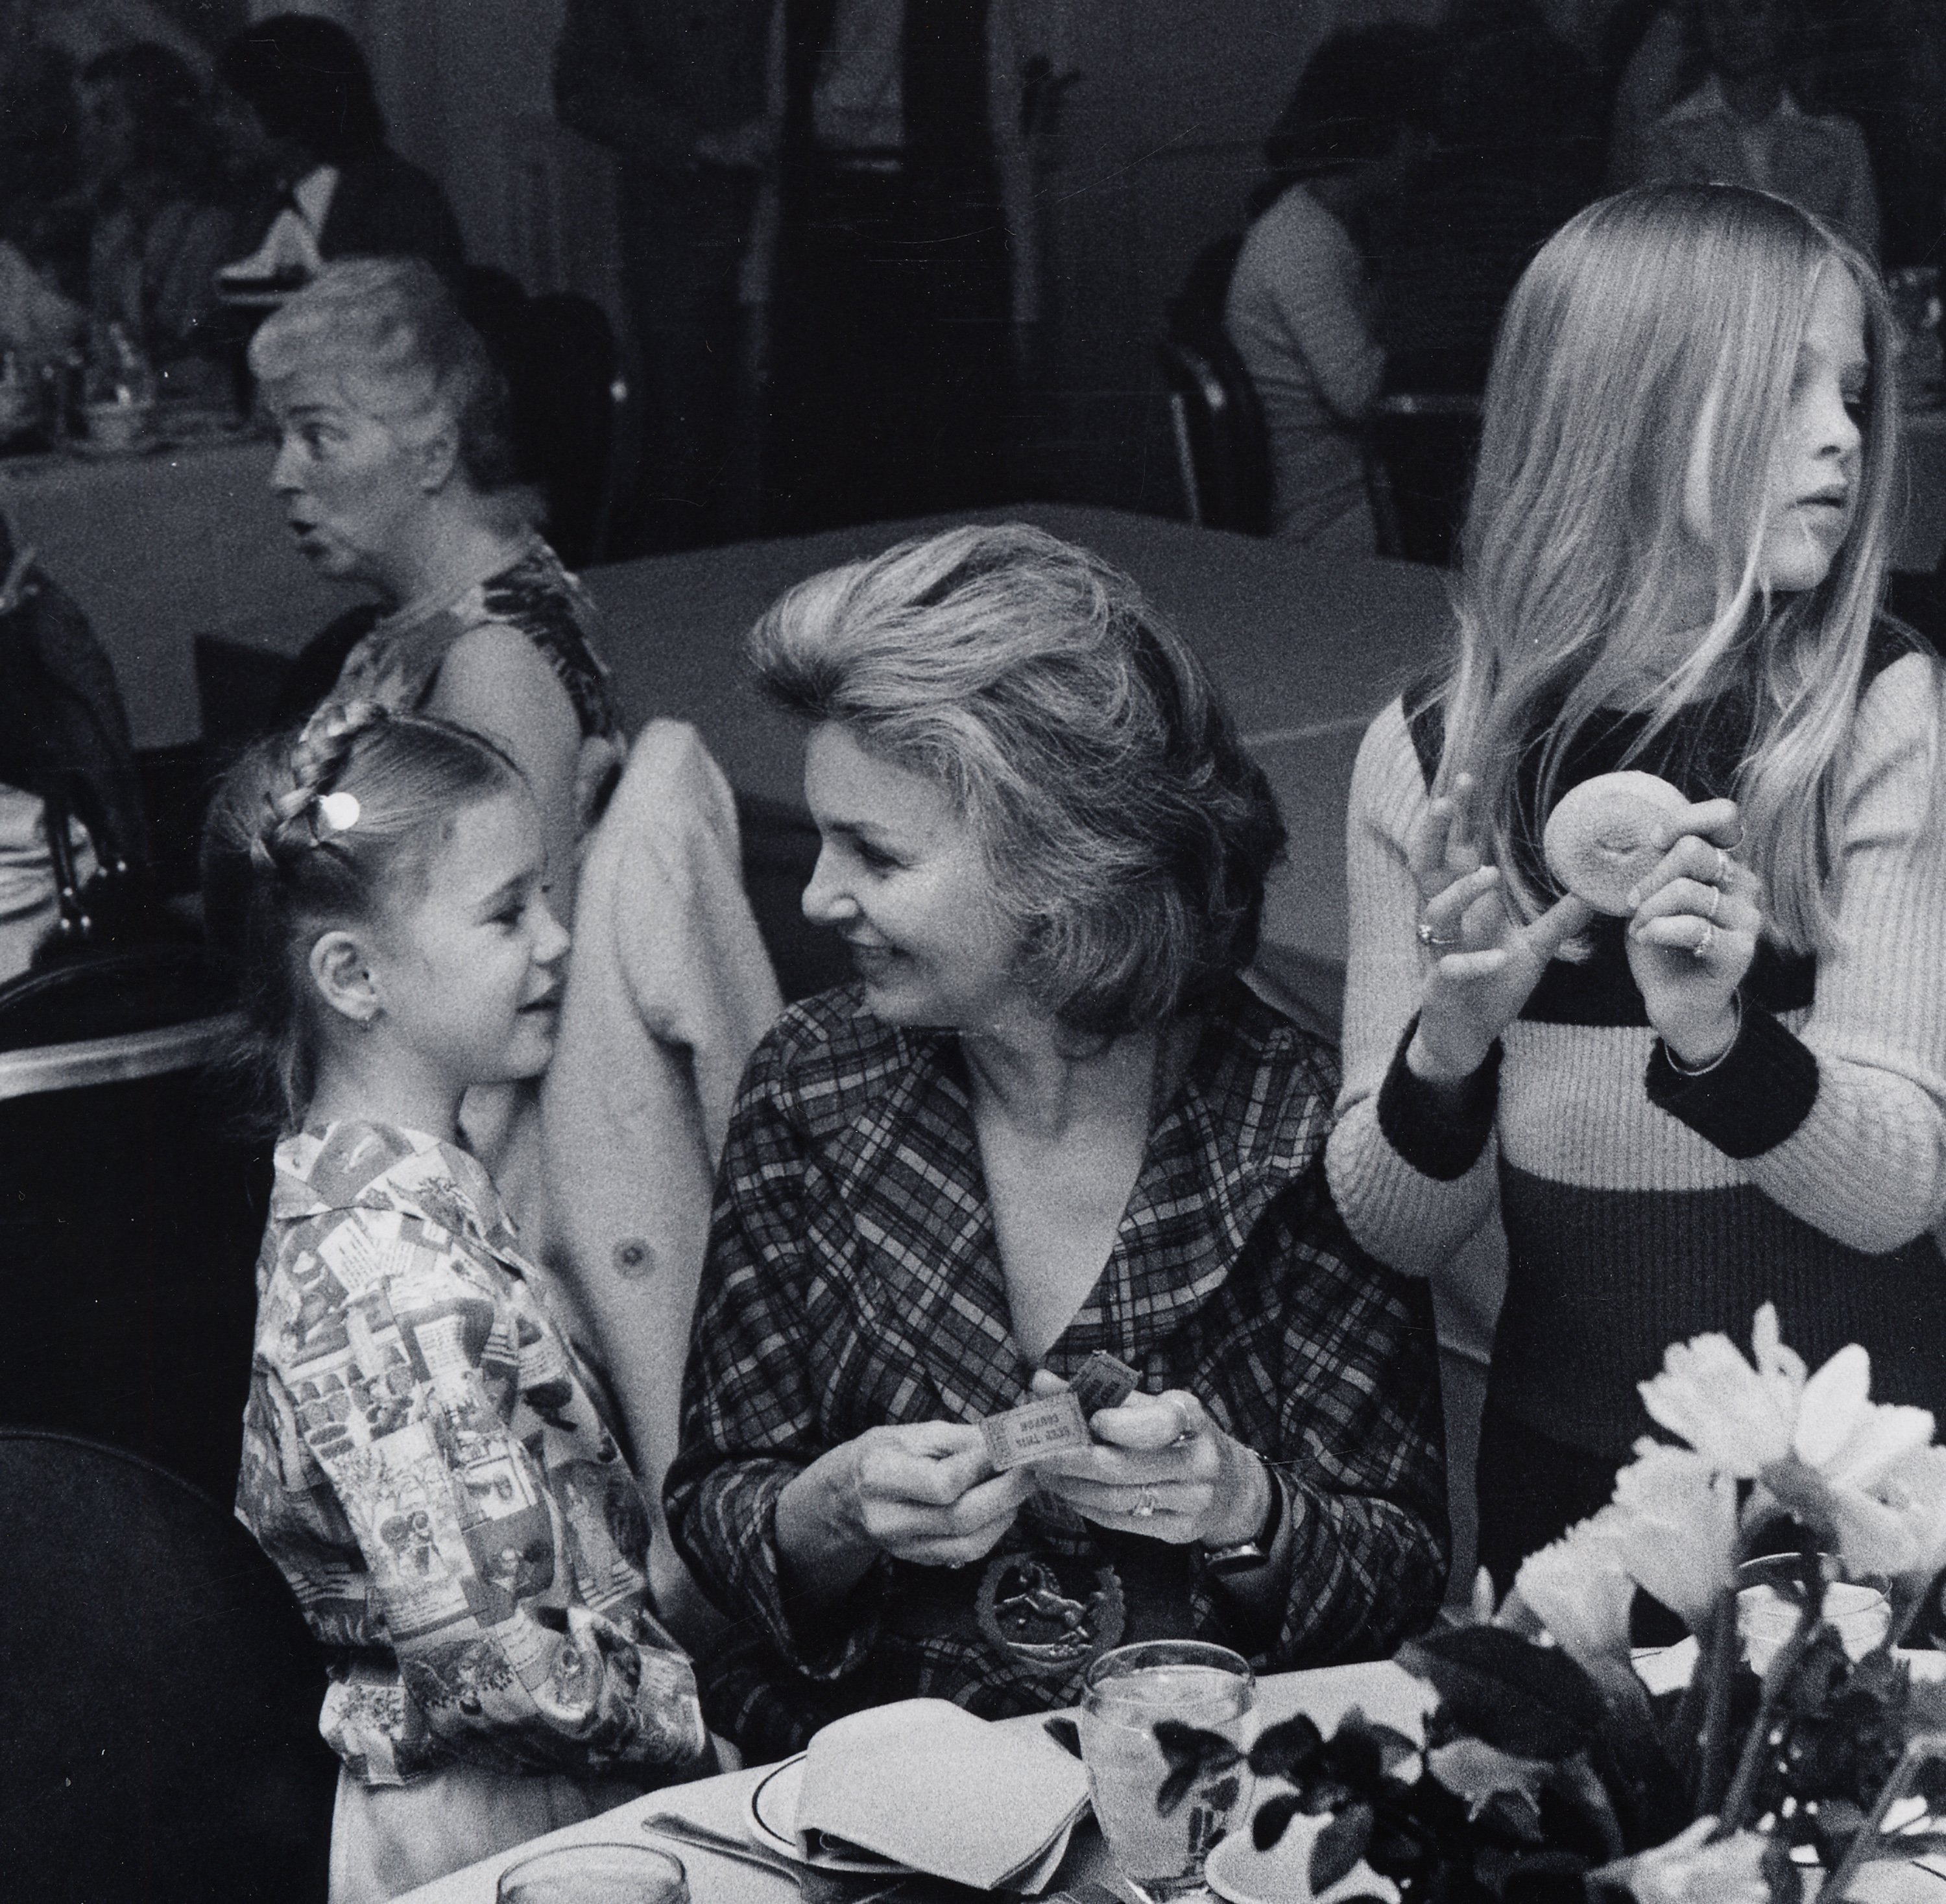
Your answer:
(1736, 1553), (1890, 1674)
(1079, 1639), (1255, 1902)
(496, 1841), (688, 1904)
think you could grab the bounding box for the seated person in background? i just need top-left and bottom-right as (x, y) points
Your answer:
(214, 14), (465, 294)
(256, 257), (780, 1637)
(1225, 27), (1439, 553)
(206, 702), (713, 1903)
(665, 524), (1449, 1762)
(1636, 0), (1879, 256)
(75, 43), (239, 402)
(1362, 0), (1603, 392)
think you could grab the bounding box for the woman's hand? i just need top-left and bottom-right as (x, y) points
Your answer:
(1624, 799), (1762, 1066)
(1026, 1373), (1271, 1548)
(1408, 775), (1594, 1081)
(776, 1423), (1031, 1578)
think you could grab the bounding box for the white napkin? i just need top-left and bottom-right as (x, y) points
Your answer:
(793, 1700), (1091, 1892)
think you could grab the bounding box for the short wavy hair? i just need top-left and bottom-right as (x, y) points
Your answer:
(249, 257), (520, 495)
(748, 524), (1288, 1037)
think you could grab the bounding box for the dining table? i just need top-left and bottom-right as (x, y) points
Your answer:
(392, 1650), (1946, 1904)
(394, 1659), (1441, 1904)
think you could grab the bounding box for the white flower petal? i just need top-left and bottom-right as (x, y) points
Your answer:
(1609, 1445), (1737, 1629)
(1794, 1344), (1873, 1467)
(1513, 1516), (1635, 1667)
(1639, 1332), (1792, 1475)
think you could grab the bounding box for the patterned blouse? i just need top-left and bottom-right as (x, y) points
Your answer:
(332, 536), (623, 744)
(236, 1121), (708, 1788)
(664, 980), (1449, 1760)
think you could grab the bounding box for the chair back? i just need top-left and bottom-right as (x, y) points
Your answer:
(1157, 330), (1273, 536)
(514, 294), (626, 568)
(464, 268), (626, 569)
(1363, 391), (1484, 566)
(0, 1027), (268, 1505)
(0, 1428), (336, 1899)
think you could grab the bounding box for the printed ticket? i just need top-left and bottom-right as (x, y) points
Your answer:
(1070, 1351), (1141, 1417)
(981, 1392), (1092, 1471)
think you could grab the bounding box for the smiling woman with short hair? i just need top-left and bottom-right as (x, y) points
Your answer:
(663, 522), (1450, 1759)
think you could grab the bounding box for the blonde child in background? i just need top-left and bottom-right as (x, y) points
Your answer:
(202, 700), (711, 1903)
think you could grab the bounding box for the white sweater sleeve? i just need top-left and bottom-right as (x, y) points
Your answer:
(1656, 654), (1946, 1251)
(1326, 701), (1500, 1275)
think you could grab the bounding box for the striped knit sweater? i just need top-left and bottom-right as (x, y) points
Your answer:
(1325, 636), (1946, 1461)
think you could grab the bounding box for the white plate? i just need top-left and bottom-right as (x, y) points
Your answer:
(743, 1754), (908, 1875)
(1205, 1820), (1399, 1904)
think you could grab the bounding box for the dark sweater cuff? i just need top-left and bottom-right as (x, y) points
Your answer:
(1645, 1000), (1818, 1159)
(1376, 1015), (1501, 1181)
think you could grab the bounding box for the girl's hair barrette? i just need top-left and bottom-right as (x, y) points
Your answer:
(313, 791), (362, 838)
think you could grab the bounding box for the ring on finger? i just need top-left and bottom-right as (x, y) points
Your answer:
(1713, 845), (1732, 886)
(1131, 1488), (1159, 1521)
(1168, 1398), (1195, 1447)
(1705, 882), (1722, 922)
(1694, 921), (1716, 959)
(1416, 919), (1460, 950)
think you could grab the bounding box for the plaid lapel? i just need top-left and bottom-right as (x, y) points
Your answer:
(818, 1030), (1029, 1425)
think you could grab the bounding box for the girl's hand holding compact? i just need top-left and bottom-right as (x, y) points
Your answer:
(1622, 797), (1762, 1068)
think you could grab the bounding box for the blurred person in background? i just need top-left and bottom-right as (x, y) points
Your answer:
(553, 0), (773, 552)
(76, 41), (237, 402)
(215, 13), (464, 294)
(1223, 27), (1439, 553)
(1633, 0), (1879, 256)
(1362, 0), (1604, 395)
(761, 0), (1041, 535)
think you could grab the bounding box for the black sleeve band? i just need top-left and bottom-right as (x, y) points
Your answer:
(1375, 1014), (1502, 1181)
(1645, 1000), (1819, 1159)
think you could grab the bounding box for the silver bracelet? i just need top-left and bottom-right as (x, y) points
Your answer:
(1665, 993), (1743, 1078)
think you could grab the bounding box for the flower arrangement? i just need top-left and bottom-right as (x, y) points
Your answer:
(1242, 1307), (1946, 1901)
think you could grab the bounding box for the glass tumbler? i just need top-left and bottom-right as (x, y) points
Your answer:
(496, 1841), (689, 1904)
(1079, 1639), (1255, 1902)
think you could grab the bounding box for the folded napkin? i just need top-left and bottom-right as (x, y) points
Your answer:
(793, 1700), (1091, 1892)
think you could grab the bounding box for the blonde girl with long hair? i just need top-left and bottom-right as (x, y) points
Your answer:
(1326, 182), (1946, 1589)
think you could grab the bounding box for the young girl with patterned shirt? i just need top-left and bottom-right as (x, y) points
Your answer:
(1325, 182), (1946, 1591)
(202, 701), (710, 1903)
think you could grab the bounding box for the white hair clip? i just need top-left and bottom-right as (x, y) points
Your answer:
(314, 791), (362, 837)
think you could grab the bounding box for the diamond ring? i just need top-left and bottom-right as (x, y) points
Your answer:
(1416, 920), (1459, 949)
(1131, 1489), (1159, 1521)
(1694, 921), (1716, 959)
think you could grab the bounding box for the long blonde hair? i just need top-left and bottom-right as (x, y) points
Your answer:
(1436, 183), (1901, 953)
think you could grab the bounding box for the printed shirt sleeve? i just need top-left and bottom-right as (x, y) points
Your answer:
(238, 1201), (706, 1786)
(1647, 656), (1946, 1252)
(662, 1037), (890, 1685)
(1195, 1164), (1451, 1667)
(1326, 703), (1502, 1273)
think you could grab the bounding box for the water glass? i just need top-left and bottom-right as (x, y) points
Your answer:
(1079, 1639), (1255, 1902)
(1736, 1554), (1890, 1675)
(496, 1841), (688, 1904)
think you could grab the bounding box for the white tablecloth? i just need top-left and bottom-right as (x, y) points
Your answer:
(395, 1661), (1438, 1904)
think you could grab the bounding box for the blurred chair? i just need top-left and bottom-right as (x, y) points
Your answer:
(0, 1017), (269, 1506)
(464, 266), (629, 569)
(0, 1428), (335, 1900)
(1158, 234), (1272, 537)
(1363, 391), (1484, 566)
(1157, 332), (1273, 537)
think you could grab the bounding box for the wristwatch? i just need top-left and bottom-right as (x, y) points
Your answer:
(1202, 1458), (1286, 1578)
